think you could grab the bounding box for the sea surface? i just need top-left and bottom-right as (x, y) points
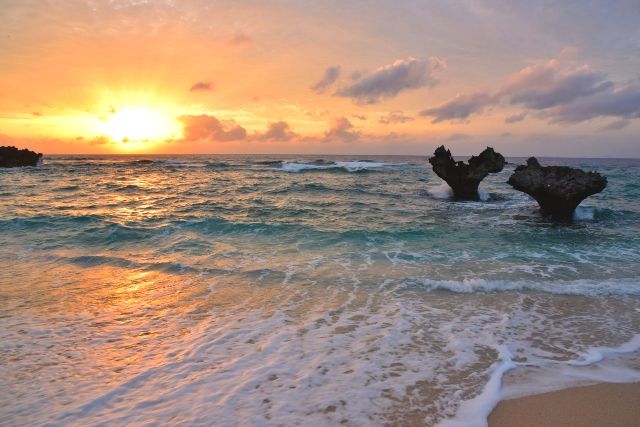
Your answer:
(1, 155), (639, 426)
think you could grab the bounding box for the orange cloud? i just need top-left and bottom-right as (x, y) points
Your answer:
(324, 117), (360, 142)
(179, 115), (247, 142)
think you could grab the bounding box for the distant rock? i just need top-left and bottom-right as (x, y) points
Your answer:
(507, 157), (607, 218)
(0, 146), (43, 168)
(428, 145), (505, 200)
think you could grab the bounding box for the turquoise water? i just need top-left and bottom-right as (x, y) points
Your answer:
(1, 155), (640, 426)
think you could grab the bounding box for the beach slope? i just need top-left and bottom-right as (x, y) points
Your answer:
(489, 382), (640, 427)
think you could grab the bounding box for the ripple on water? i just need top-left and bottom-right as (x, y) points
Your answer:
(0, 155), (639, 426)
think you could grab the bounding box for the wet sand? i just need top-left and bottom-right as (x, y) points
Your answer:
(489, 382), (640, 427)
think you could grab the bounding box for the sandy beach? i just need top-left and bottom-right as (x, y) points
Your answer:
(489, 382), (640, 427)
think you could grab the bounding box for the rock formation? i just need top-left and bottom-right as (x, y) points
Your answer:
(507, 157), (607, 218)
(0, 146), (43, 167)
(428, 145), (505, 200)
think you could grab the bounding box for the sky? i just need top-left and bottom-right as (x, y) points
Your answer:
(1, 0), (639, 156)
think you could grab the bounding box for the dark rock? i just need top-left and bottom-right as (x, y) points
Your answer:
(507, 157), (607, 218)
(0, 146), (43, 168)
(428, 145), (505, 200)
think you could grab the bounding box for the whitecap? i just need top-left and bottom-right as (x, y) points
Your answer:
(573, 206), (595, 221)
(427, 180), (453, 199)
(410, 277), (640, 296)
(279, 160), (392, 172)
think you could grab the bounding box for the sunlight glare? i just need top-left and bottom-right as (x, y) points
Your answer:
(101, 106), (181, 145)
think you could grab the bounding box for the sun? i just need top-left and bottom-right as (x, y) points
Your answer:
(101, 106), (182, 146)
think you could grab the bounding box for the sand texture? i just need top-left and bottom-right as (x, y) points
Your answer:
(489, 382), (640, 427)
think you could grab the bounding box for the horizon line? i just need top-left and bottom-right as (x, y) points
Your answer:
(39, 153), (640, 160)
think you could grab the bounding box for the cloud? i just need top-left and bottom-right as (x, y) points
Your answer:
(350, 70), (364, 81)
(419, 92), (495, 123)
(311, 66), (341, 94)
(89, 135), (111, 145)
(352, 114), (367, 121)
(258, 121), (296, 141)
(324, 116), (360, 142)
(180, 117), (298, 144)
(445, 133), (470, 141)
(499, 60), (613, 109)
(600, 119), (631, 131)
(419, 52), (640, 126)
(74, 135), (112, 146)
(546, 85), (640, 123)
(336, 57), (445, 104)
(179, 115), (247, 142)
(190, 81), (213, 92)
(505, 112), (527, 123)
(379, 111), (414, 125)
(228, 32), (252, 47)
(304, 108), (330, 118)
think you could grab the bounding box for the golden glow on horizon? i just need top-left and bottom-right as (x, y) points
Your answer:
(100, 106), (182, 148)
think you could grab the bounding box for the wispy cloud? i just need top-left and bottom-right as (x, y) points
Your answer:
(228, 32), (252, 47)
(336, 57), (445, 104)
(379, 111), (414, 125)
(445, 133), (470, 141)
(419, 52), (640, 126)
(547, 85), (640, 123)
(505, 112), (527, 123)
(190, 81), (214, 92)
(311, 66), (341, 94)
(599, 119), (631, 131)
(420, 92), (495, 123)
(499, 59), (612, 109)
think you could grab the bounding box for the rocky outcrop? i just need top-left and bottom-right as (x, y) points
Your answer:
(507, 157), (607, 218)
(428, 145), (505, 200)
(0, 146), (43, 167)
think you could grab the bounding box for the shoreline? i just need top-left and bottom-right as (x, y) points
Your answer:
(488, 382), (640, 427)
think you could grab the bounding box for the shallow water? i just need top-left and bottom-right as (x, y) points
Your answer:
(1, 155), (639, 426)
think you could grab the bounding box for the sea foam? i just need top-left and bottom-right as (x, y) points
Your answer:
(1, 155), (639, 426)
(280, 160), (391, 172)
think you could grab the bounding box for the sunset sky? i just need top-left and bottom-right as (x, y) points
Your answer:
(1, 0), (639, 156)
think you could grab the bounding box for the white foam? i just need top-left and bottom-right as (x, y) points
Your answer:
(428, 180), (454, 199)
(567, 334), (640, 366)
(280, 161), (390, 172)
(280, 162), (331, 172)
(439, 334), (640, 427)
(336, 161), (390, 170)
(412, 277), (640, 296)
(573, 206), (595, 221)
(438, 346), (516, 427)
(500, 334), (640, 400)
(5, 251), (640, 426)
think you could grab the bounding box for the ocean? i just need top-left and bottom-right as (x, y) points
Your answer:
(1, 155), (639, 426)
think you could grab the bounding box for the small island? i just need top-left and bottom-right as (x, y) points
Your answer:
(507, 157), (607, 218)
(428, 145), (505, 200)
(0, 146), (43, 168)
